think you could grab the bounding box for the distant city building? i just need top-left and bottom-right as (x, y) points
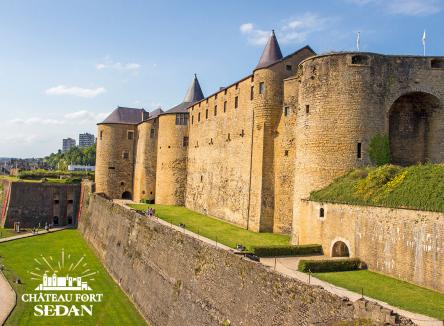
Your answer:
(68, 165), (95, 172)
(79, 133), (95, 148)
(62, 138), (76, 152)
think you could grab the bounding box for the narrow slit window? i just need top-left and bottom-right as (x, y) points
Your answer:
(320, 208), (325, 218)
(198, 112), (201, 122)
(284, 106), (289, 117)
(234, 96), (238, 109)
(250, 86), (254, 100)
(183, 136), (189, 147)
(214, 105), (217, 116)
(223, 101), (227, 113)
(100, 131), (103, 140)
(205, 109), (208, 119)
(191, 115), (194, 125)
(259, 82), (265, 94)
(357, 142), (362, 159)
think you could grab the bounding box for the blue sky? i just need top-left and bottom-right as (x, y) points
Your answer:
(0, 0), (443, 157)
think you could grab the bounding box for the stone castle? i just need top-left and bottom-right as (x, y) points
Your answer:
(95, 31), (444, 242)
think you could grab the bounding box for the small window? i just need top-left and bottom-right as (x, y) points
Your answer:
(205, 109), (208, 119)
(227, 133), (231, 141)
(191, 115), (194, 125)
(198, 112), (201, 122)
(250, 86), (254, 100)
(54, 199), (59, 204)
(209, 138), (213, 145)
(284, 106), (289, 117)
(200, 175), (203, 182)
(357, 142), (362, 159)
(259, 82), (265, 94)
(235, 83), (239, 90)
(319, 208), (325, 218)
(68, 199), (73, 204)
(284, 150), (289, 156)
(199, 102), (201, 107)
(214, 105), (217, 116)
(100, 131), (103, 140)
(176, 113), (188, 125)
(183, 136), (189, 147)
(127, 131), (134, 140)
(240, 129), (245, 137)
(122, 151), (129, 159)
(215, 93), (218, 100)
(286, 65), (292, 71)
(150, 128), (155, 138)
(120, 182), (124, 186)
(351, 55), (369, 65)
(431, 59), (444, 69)
(306, 105), (310, 114)
(223, 101), (227, 113)
(108, 166), (115, 170)
(234, 96), (238, 109)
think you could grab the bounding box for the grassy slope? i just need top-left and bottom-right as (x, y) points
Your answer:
(0, 230), (146, 325)
(129, 204), (289, 250)
(0, 228), (30, 239)
(314, 270), (444, 319)
(310, 164), (444, 212)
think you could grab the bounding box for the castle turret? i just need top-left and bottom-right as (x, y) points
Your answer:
(248, 31), (314, 232)
(95, 107), (147, 199)
(155, 75), (204, 205)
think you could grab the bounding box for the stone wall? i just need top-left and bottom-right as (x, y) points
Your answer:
(292, 53), (444, 243)
(78, 194), (414, 326)
(0, 180), (81, 228)
(299, 200), (444, 292)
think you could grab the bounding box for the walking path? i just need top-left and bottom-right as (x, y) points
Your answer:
(118, 200), (442, 325)
(0, 225), (72, 244)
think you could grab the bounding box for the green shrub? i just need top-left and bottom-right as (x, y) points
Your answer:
(250, 244), (322, 257)
(298, 258), (364, 273)
(369, 134), (391, 166)
(18, 169), (94, 181)
(140, 199), (154, 204)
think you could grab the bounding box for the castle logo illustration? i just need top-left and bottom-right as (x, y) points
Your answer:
(35, 273), (92, 291)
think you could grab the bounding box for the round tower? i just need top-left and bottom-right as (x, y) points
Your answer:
(95, 107), (146, 199)
(155, 75), (204, 205)
(133, 109), (163, 203)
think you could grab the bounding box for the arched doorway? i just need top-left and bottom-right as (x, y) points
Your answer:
(53, 216), (59, 226)
(121, 191), (132, 200)
(332, 241), (350, 257)
(389, 92), (440, 165)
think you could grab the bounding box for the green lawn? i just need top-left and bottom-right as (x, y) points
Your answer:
(0, 228), (28, 239)
(310, 164), (444, 212)
(314, 270), (444, 319)
(129, 204), (290, 250)
(0, 230), (147, 325)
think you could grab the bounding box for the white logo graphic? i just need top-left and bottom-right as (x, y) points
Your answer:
(35, 273), (92, 291)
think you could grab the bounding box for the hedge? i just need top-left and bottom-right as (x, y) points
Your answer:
(250, 244), (322, 257)
(298, 258), (364, 273)
(18, 169), (94, 180)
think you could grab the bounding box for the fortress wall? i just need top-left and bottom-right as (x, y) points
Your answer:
(0, 179), (10, 226)
(133, 119), (158, 203)
(155, 114), (188, 205)
(292, 54), (444, 243)
(248, 48), (315, 232)
(78, 194), (413, 326)
(1, 181), (80, 228)
(300, 200), (444, 293)
(95, 124), (137, 199)
(185, 76), (255, 227)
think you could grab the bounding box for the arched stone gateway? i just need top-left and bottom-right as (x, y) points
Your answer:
(331, 241), (350, 257)
(121, 191), (132, 200)
(389, 92), (441, 166)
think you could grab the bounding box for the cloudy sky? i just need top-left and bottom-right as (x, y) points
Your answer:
(0, 0), (443, 157)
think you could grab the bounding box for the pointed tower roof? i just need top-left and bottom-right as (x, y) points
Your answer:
(256, 30), (283, 69)
(183, 74), (204, 103)
(165, 74), (205, 114)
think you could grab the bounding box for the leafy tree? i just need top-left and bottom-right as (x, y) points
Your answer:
(43, 144), (96, 170)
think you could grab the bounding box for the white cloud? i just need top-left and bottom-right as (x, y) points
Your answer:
(240, 13), (331, 45)
(346, 0), (442, 16)
(96, 58), (141, 71)
(64, 110), (109, 123)
(9, 117), (65, 125)
(45, 85), (106, 98)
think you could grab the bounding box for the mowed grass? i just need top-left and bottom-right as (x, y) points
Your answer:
(314, 270), (444, 319)
(0, 230), (147, 325)
(310, 164), (444, 212)
(0, 228), (29, 239)
(129, 204), (290, 250)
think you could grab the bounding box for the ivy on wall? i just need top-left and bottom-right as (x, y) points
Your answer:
(369, 134), (391, 166)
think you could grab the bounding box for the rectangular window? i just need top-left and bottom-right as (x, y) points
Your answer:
(122, 151), (129, 159)
(250, 86), (254, 100)
(284, 106), (289, 117)
(175, 113), (188, 125)
(223, 101), (227, 113)
(127, 131), (134, 140)
(259, 82), (265, 94)
(235, 96), (238, 109)
(191, 115), (194, 125)
(100, 131), (103, 140)
(183, 136), (189, 147)
(286, 65), (292, 71)
(198, 112), (201, 122)
(150, 128), (155, 138)
(357, 143), (362, 159)
(214, 105), (217, 116)
(235, 83), (239, 90)
(306, 105), (310, 113)
(284, 150), (289, 156)
(205, 109), (208, 119)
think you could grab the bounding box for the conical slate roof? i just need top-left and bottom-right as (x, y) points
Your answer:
(256, 30), (283, 69)
(183, 74), (204, 103)
(165, 74), (205, 114)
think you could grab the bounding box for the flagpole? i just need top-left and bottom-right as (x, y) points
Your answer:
(422, 30), (426, 57)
